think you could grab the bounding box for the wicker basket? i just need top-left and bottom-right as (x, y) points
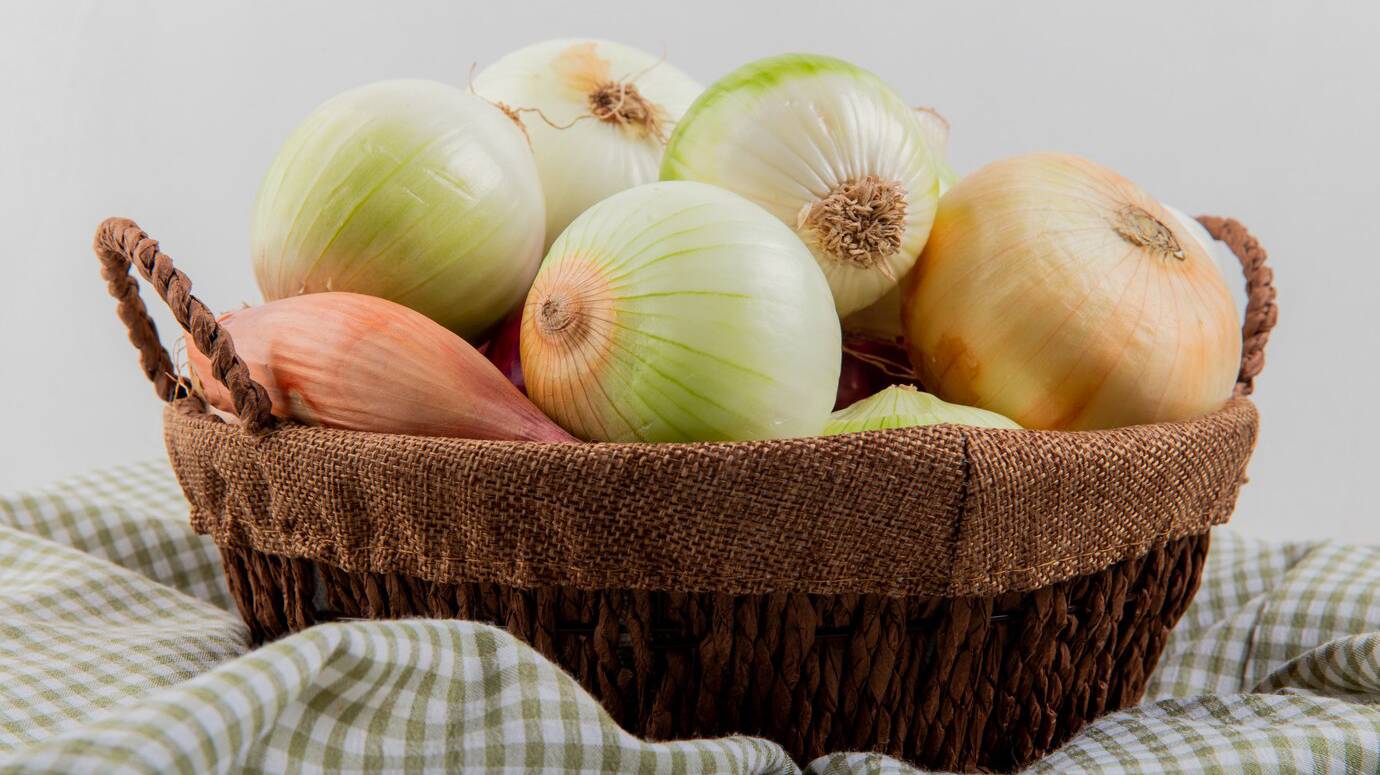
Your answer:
(96, 215), (1275, 772)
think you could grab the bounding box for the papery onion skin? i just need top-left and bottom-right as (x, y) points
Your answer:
(251, 80), (545, 341)
(474, 39), (703, 249)
(185, 292), (574, 443)
(824, 385), (1020, 435)
(902, 153), (1241, 431)
(913, 107), (959, 193)
(661, 54), (940, 317)
(1163, 203), (1247, 319)
(521, 180), (841, 442)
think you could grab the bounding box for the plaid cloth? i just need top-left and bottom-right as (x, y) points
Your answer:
(1, 462), (1377, 774)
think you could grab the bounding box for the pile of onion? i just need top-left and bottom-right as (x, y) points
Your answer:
(234, 47), (1245, 444)
(902, 153), (1241, 430)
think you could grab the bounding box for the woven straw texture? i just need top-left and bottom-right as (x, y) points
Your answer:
(212, 534), (1211, 773)
(94, 213), (1276, 772)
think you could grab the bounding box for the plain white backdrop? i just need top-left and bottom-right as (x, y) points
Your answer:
(2, 1), (1375, 541)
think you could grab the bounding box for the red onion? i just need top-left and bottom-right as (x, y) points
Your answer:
(484, 307), (525, 394)
(834, 333), (921, 411)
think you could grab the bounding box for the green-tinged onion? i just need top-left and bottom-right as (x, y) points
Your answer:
(823, 385), (1020, 435)
(252, 80), (545, 341)
(662, 54), (940, 317)
(474, 39), (703, 249)
(521, 180), (841, 442)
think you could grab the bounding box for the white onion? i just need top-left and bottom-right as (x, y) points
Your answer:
(824, 385), (1020, 434)
(520, 181), (841, 442)
(662, 54), (940, 317)
(842, 107), (960, 340)
(251, 80), (545, 341)
(474, 39), (703, 248)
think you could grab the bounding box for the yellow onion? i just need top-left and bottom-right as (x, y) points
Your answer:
(520, 180), (841, 442)
(902, 153), (1241, 430)
(1163, 203), (1248, 317)
(824, 385), (1019, 434)
(185, 292), (575, 442)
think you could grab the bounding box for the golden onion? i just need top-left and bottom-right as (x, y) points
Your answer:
(902, 153), (1241, 430)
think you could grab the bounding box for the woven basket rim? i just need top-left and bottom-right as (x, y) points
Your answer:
(165, 396), (1258, 599)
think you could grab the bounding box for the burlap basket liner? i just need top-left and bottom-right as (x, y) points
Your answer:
(166, 398), (1256, 600)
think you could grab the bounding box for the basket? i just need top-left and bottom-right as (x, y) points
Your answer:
(95, 215), (1275, 772)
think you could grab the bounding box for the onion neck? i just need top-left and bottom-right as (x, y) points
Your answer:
(799, 176), (909, 270)
(1113, 205), (1185, 261)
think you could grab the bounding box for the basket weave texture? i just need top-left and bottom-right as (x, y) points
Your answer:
(96, 214), (1276, 772)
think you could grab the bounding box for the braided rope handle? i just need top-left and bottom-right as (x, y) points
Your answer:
(95, 217), (276, 434)
(1197, 216), (1277, 396)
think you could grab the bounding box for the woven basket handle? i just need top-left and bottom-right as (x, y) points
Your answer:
(1197, 216), (1277, 396)
(95, 217), (276, 434)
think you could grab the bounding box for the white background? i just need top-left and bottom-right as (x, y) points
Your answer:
(2, 1), (1375, 541)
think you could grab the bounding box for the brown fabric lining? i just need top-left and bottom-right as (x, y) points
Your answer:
(166, 397), (1255, 598)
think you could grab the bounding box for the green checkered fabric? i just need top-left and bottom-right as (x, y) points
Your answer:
(0, 461), (230, 609)
(1, 461), (1377, 774)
